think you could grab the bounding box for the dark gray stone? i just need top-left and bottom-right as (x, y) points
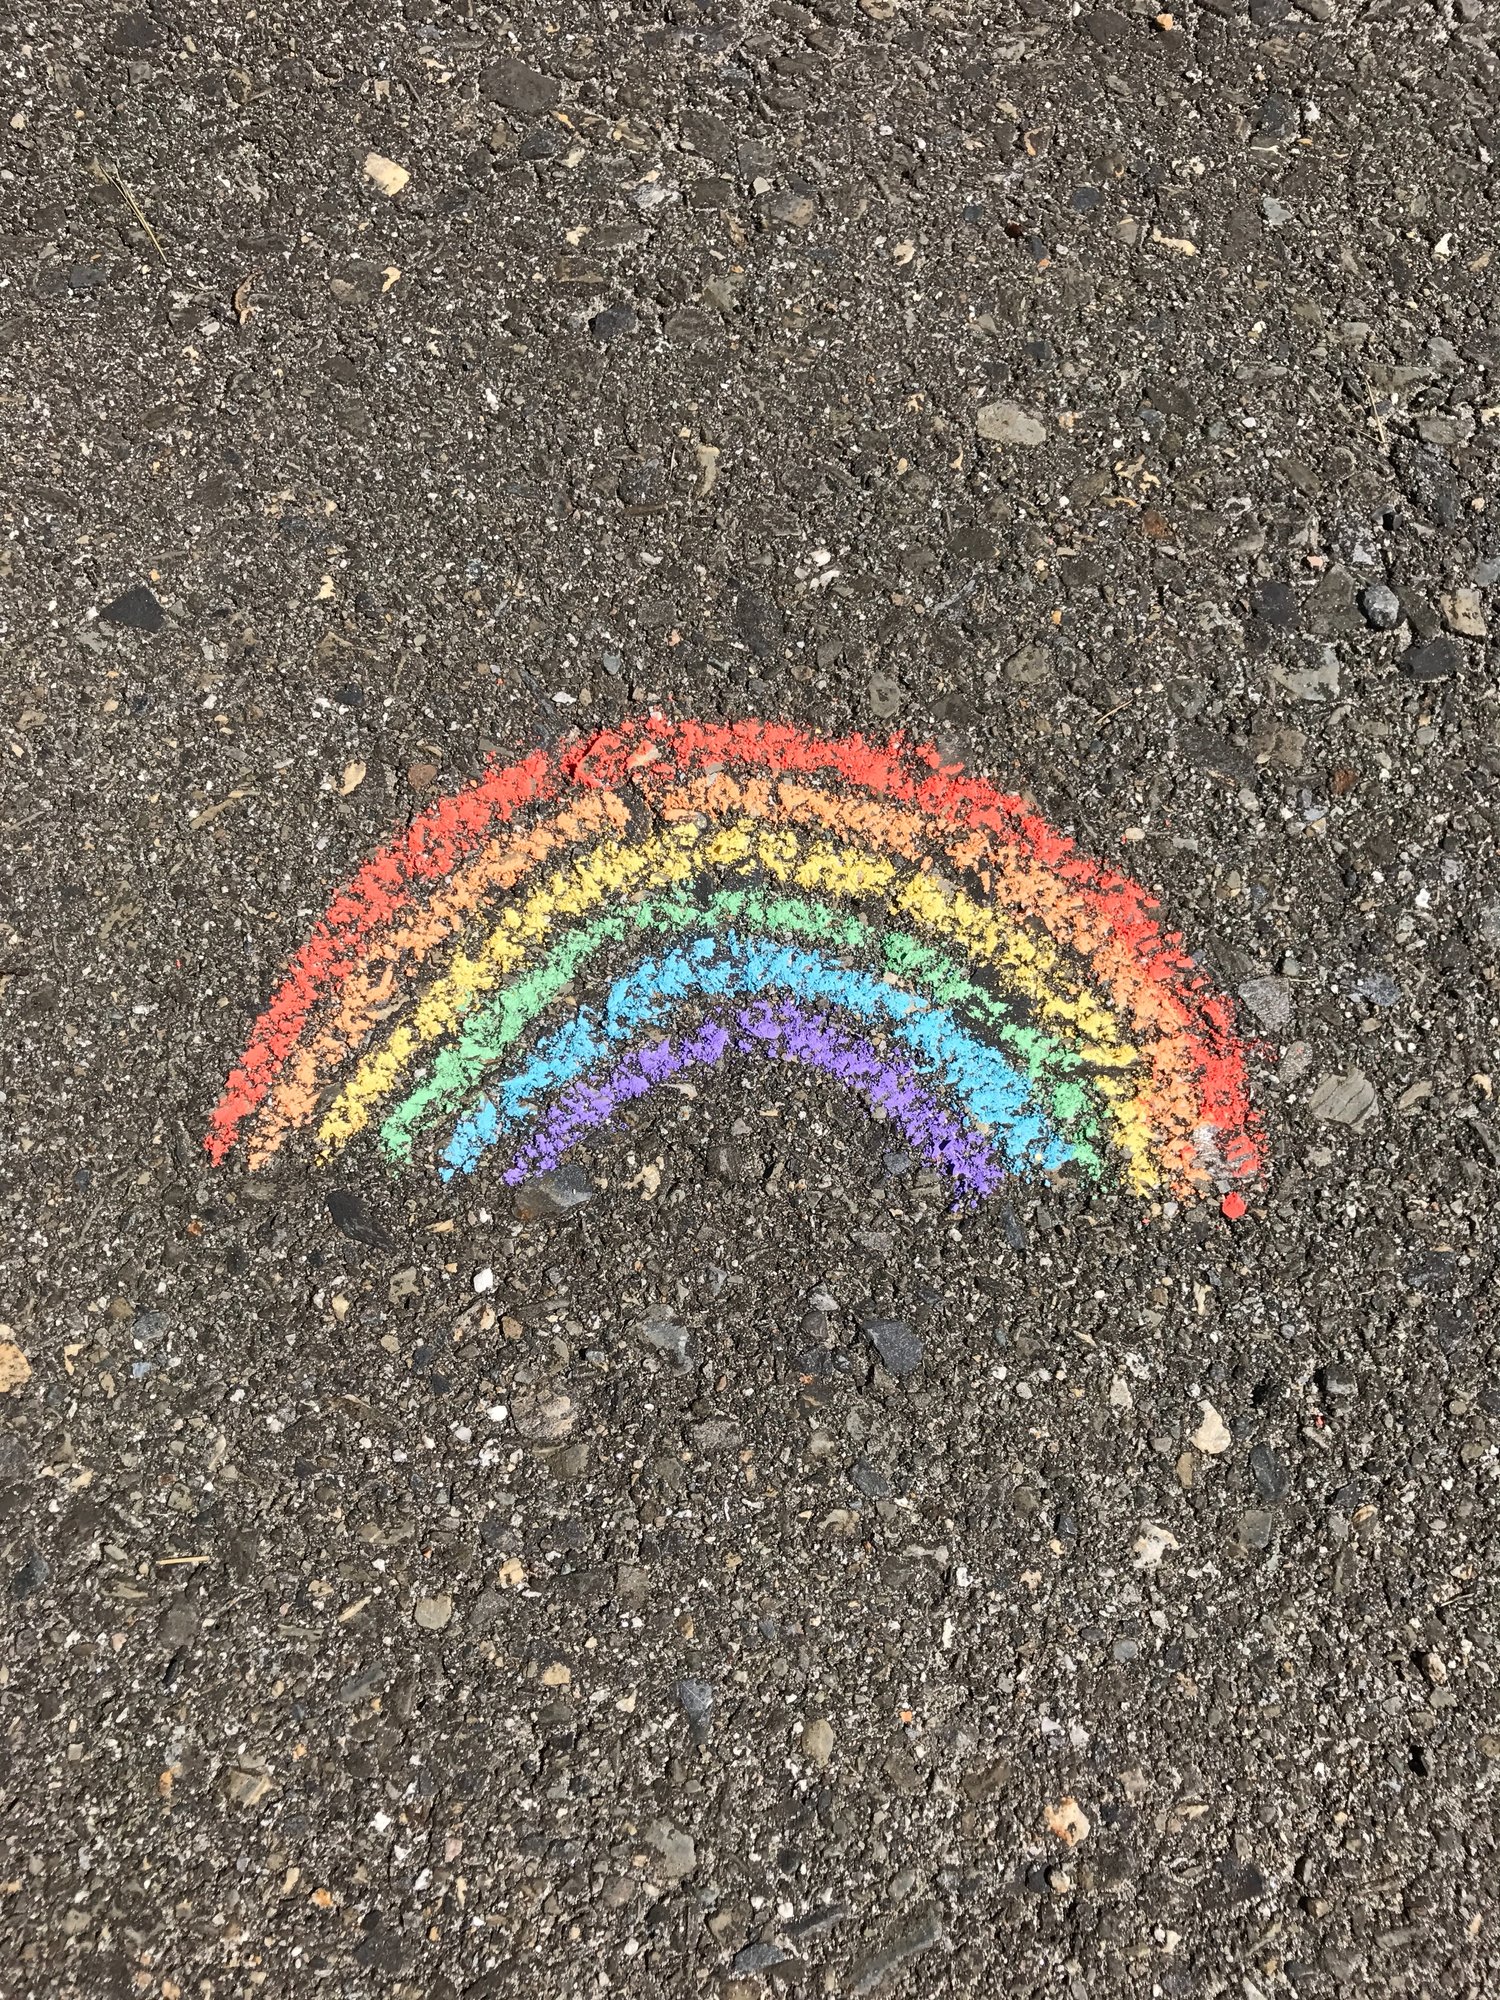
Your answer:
(1361, 581), (1401, 630)
(731, 1941), (794, 1974)
(590, 305), (638, 345)
(1249, 1443), (1290, 1502)
(514, 1167), (595, 1219)
(1400, 638), (1461, 681)
(676, 1676), (714, 1744)
(481, 59), (559, 114)
(863, 1319), (923, 1380)
(1253, 581), (1300, 630)
(101, 583), (164, 632)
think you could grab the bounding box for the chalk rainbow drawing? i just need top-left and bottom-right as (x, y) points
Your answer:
(206, 717), (1263, 1206)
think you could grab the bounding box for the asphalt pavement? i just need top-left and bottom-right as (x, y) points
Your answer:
(3, 3), (1499, 1996)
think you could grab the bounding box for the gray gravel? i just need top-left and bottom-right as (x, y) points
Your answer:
(3, 4), (1499, 1997)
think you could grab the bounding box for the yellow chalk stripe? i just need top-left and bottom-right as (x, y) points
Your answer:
(628, 770), (1198, 1190)
(318, 823), (706, 1146)
(318, 819), (1154, 1184)
(247, 791), (631, 1166)
(663, 772), (1188, 1057)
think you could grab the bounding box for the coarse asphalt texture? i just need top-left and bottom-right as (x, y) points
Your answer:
(3, 3), (1500, 1996)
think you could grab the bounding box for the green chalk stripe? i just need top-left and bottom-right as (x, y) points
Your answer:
(379, 887), (1109, 1175)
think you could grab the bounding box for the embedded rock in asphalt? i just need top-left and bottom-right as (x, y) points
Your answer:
(99, 582), (165, 633)
(1360, 581), (1402, 630)
(512, 1165), (596, 1220)
(975, 401), (1048, 447)
(863, 1318), (923, 1380)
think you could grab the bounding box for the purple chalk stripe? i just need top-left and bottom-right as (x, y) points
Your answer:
(502, 999), (1004, 1200)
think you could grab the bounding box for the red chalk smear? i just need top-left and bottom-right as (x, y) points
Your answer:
(1220, 1191), (1248, 1220)
(205, 750), (556, 1161)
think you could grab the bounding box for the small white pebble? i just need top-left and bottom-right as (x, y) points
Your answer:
(473, 1267), (495, 1294)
